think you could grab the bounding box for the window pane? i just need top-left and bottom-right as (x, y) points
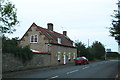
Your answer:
(31, 35), (34, 42)
(34, 35), (38, 42)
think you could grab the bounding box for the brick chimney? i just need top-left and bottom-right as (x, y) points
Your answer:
(47, 23), (53, 31)
(63, 31), (67, 36)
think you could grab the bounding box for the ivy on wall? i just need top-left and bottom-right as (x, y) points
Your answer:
(2, 36), (33, 64)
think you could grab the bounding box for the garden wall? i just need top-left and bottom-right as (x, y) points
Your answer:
(2, 53), (51, 72)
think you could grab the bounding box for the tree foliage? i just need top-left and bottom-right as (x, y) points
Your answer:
(75, 41), (93, 60)
(0, 0), (19, 34)
(75, 41), (105, 60)
(90, 41), (105, 59)
(75, 42), (86, 57)
(109, 2), (120, 44)
(107, 52), (120, 58)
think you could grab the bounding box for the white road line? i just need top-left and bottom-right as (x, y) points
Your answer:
(46, 75), (59, 80)
(116, 74), (118, 79)
(51, 75), (59, 79)
(83, 66), (89, 69)
(66, 69), (79, 74)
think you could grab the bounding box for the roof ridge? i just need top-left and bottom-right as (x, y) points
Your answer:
(37, 25), (63, 36)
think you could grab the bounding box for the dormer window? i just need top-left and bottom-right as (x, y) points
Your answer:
(73, 42), (76, 47)
(58, 38), (61, 44)
(30, 34), (38, 43)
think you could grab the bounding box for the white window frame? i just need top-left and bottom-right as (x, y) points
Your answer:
(58, 38), (61, 44)
(30, 34), (38, 43)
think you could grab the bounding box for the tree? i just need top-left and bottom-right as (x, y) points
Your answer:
(0, 0), (19, 34)
(75, 41), (87, 57)
(75, 41), (94, 60)
(109, 1), (120, 44)
(91, 41), (105, 59)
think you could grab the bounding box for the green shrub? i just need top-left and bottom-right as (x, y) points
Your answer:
(75, 41), (105, 61)
(2, 36), (33, 64)
(107, 52), (120, 58)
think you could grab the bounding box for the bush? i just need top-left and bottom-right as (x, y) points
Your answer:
(75, 41), (106, 61)
(90, 41), (105, 60)
(107, 52), (120, 58)
(14, 46), (33, 63)
(75, 41), (94, 61)
(2, 36), (33, 63)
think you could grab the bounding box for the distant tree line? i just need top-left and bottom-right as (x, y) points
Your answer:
(75, 41), (106, 61)
(106, 52), (120, 60)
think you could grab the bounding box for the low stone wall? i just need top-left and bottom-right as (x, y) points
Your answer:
(2, 53), (51, 72)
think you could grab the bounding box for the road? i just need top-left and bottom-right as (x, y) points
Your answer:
(3, 60), (120, 80)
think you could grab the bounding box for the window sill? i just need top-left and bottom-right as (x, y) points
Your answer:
(30, 42), (38, 43)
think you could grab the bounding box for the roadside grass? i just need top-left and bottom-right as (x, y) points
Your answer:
(93, 59), (103, 61)
(91, 57), (120, 61)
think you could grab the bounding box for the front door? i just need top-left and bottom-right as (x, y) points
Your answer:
(63, 52), (66, 64)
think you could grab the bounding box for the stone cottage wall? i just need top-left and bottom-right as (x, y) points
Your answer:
(49, 44), (77, 65)
(2, 53), (51, 72)
(19, 25), (49, 52)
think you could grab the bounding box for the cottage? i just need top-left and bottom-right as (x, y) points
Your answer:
(19, 23), (77, 65)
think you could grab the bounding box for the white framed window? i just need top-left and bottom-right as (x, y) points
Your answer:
(58, 38), (61, 44)
(30, 34), (38, 43)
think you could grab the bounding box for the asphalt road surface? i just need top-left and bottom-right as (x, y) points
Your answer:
(3, 60), (120, 80)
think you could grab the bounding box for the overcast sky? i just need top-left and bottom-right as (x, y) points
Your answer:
(7, 0), (118, 52)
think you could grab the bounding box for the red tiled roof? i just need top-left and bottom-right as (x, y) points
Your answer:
(21, 23), (74, 47)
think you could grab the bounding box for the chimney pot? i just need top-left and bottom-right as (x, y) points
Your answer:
(63, 31), (67, 36)
(47, 23), (53, 31)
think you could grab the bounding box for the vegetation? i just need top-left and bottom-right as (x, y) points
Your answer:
(109, 1), (120, 44)
(90, 41), (105, 59)
(75, 42), (87, 57)
(2, 35), (33, 64)
(0, 0), (33, 64)
(106, 52), (120, 60)
(75, 41), (105, 61)
(0, 0), (19, 34)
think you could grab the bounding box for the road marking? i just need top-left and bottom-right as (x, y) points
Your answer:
(51, 75), (59, 79)
(83, 66), (89, 69)
(66, 69), (79, 74)
(116, 74), (118, 79)
(45, 75), (59, 80)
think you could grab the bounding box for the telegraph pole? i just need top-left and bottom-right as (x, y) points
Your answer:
(88, 39), (89, 48)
